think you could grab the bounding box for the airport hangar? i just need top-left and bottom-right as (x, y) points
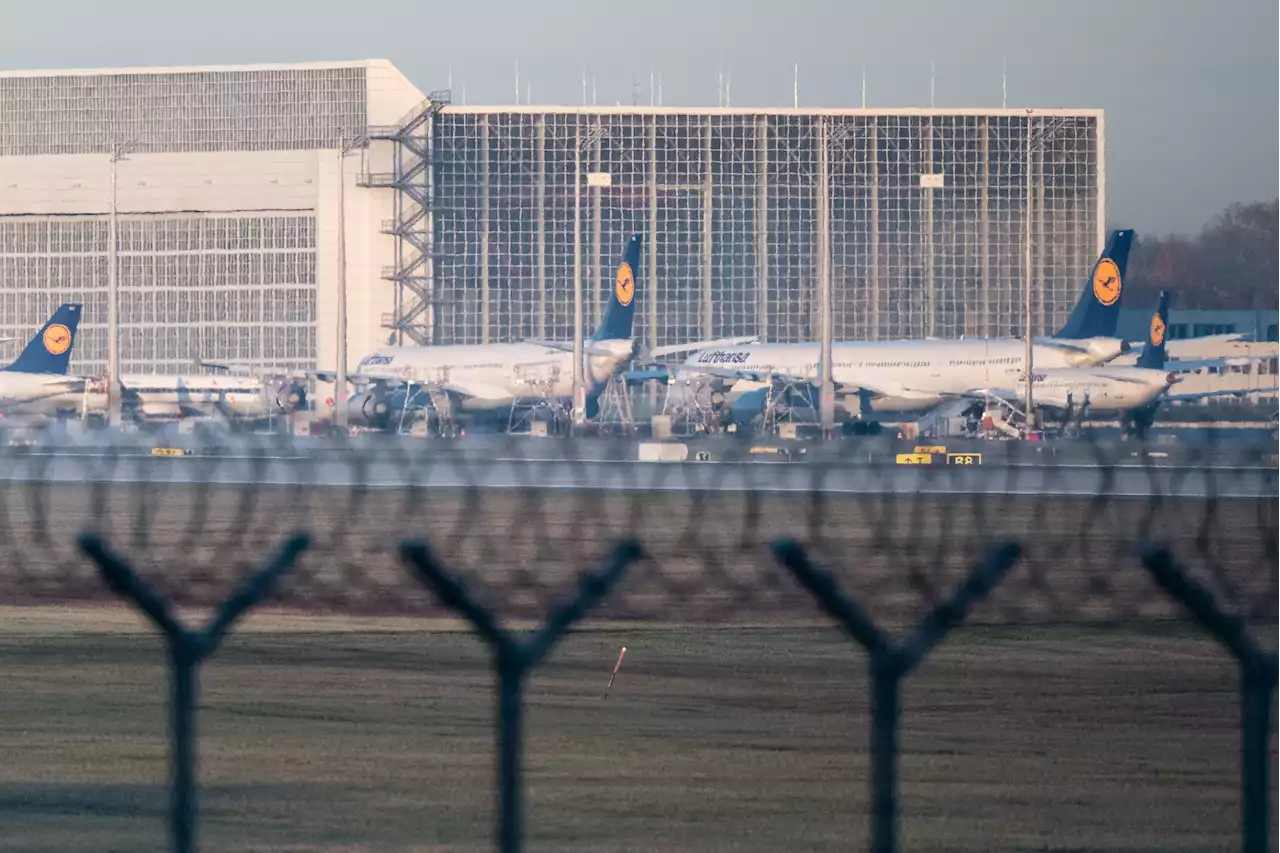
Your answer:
(0, 60), (1105, 379)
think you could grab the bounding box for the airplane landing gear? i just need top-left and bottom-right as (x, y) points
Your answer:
(843, 420), (882, 437)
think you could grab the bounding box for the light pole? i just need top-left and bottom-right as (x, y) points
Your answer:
(106, 142), (134, 428)
(334, 135), (363, 430)
(816, 116), (835, 438)
(571, 118), (585, 427)
(1019, 117), (1072, 436)
(1023, 125), (1034, 433)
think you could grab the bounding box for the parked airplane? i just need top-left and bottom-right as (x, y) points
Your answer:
(335, 233), (648, 431)
(116, 370), (309, 423)
(642, 229), (1136, 432)
(0, 304), (85, 411)
(969, 292), (1257, 437)
(972, 292), (1176, 432)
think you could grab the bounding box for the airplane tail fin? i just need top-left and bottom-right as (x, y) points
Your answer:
(590, 233), (641, 343)
(1136, 291), (1171, 370)
(6, 303), (83, 375)
(1053, 229), (1134, 340)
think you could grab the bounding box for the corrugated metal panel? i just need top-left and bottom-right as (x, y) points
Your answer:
(0, 151), (320, 215)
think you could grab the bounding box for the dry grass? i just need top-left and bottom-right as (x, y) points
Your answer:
(0, 621), (1270, 853)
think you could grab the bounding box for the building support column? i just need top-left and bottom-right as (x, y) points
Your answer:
(479, 115), (490, 344)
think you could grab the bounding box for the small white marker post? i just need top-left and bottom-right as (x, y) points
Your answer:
(602, 645), (627, 699)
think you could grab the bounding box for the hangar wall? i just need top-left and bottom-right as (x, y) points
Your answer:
(389, 107), (1104, 349)
(0, 60), (423, 375)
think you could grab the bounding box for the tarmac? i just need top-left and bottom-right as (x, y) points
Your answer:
(0, 441), (1274, 498)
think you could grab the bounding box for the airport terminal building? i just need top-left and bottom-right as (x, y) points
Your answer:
(0, 60), (1105, 374)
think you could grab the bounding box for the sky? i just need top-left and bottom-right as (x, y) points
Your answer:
(2, 0), (1276, 235)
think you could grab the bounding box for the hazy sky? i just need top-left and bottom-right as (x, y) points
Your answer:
(3, 0), (1275, 234)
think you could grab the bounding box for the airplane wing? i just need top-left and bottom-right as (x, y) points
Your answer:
(944, 386), (1023, 404)
(648, 337), (760, 358)
(1037, 340), (1095, 357)
(1161, 388), (1254, 403)
(197, 358), (251, 375)
(843, 378), (948, 402)
(678, 362), (947, 403)
(1166, 355), (1272, 372)
(309, 369), (392, 387)
(1154, 333), (1248, 347)
(440, 379), (515, 403)
(519, 339), (631, 357)
(621, 368), (673, 384)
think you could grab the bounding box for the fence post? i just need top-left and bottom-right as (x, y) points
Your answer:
(401, 538), (643, 853)
(772, 539), (1022, 853)
(79, 533), (310, 853)
(170, 631), (200, 853)
(496, 643), (525, 853)
(869, 651), (903, 853)
(1240, 653), (1276, 853)
(1140, 545), (1278, 853)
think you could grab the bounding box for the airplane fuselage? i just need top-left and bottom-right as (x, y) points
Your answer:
(1024, 366), (1176, 413)
(678, 336), (1127, 413)
(0, 372), (85, 410)
(354, 340), (634, 412)
(118, 374), (300, 420)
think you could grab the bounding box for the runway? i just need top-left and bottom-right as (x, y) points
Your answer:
(0, 450), (1274, 498)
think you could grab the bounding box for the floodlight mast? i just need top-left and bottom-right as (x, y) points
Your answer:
(106, 141), (135, 427)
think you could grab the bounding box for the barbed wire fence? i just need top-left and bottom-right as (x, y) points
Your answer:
(0, 430), (1275, 853)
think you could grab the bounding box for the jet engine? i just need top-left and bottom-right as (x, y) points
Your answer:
(268, 376), (309, 415)
(347, 389), (393, 429)
(1060, 337), (1130, 367)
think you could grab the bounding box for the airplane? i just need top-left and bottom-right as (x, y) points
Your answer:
(638, 229), (1137, 433)
(334, 233), (648, 431)
(4, 353), (308, 428)
(115, 369), (309, 424)
(969, 291), (1257, 438)
(0, 304), (86, 411)
(968, 291), (1177, 435)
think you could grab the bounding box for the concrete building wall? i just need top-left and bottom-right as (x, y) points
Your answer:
(0, 60), (423, 376)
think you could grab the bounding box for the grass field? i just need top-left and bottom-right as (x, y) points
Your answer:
(0, 612), (1270, 853)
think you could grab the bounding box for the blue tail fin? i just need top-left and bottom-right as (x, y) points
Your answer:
(590, 233), (641, 343)
(1053, 229), (1134, 340)
(6, 303), (83, 375)
(1135, 291), (1170, 370)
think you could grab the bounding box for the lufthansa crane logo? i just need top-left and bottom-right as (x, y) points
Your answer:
(1092, 258), (1122, 307)
(1150, 312), (1166, 347)
(42, 323), (71, 356)
(615, 262), (635, 307)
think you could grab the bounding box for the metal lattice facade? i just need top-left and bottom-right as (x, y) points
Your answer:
(0, 66), (368, 155)
(407, 108), (1102, 348)
(0, 213), (318, 375)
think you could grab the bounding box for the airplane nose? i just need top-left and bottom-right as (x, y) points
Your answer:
(1165, 371), (1177, 385)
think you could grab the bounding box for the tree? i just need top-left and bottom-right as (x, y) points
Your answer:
(1125, 200), (1278, 310)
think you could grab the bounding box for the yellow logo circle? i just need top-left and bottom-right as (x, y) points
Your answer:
(42, 323), (71, 356)
(1092, 258), (1121, 307)
(615, 262), (635, 307)
(1150, 312), (1166, 347)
